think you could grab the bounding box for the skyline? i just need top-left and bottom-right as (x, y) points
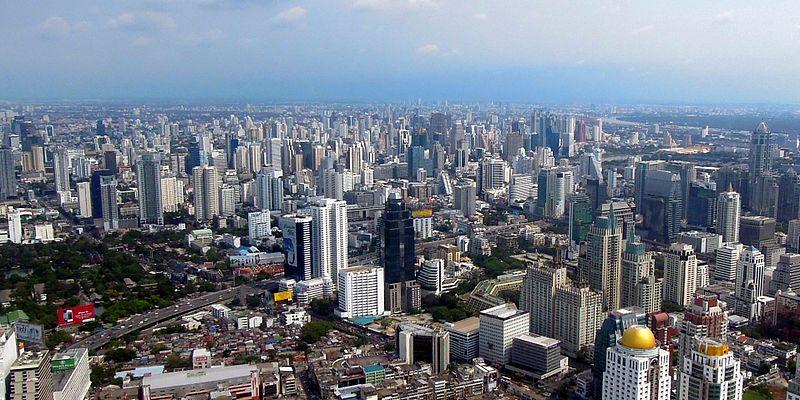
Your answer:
(3, 1), (800, 103)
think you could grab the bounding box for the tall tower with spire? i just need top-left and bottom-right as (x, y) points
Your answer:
(580, 210), (623, 310)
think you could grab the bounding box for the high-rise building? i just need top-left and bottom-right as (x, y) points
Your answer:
(9, 349), (53, 400)
(382, 193), (416, 312)
(508, 334), (568, 380)
(247, 211), (271, 241)
(592, 307), (648, 398)
(520, 263), (567, 336)
(90, 169), (114, 218)
(789, 220), (800, 252)
(396, 324), (450, 375)
(336, 266), (385, 319)
(769, 253), (800, 295)
(255, 166), (283, 211)
(678, 295), (729, 358)
(553, 284), (603, 357)
(716, 187), (741, 243)
(748, 122), (773, 210)
(311, 198), (348, 279)
(192, 166), (219, 221)
(417, 258), (445, 296)
(580, 213), (623, 310)
(445, 317), (480, 363)
(568, 194), (593, 253)
(478, 156), (507, 193)
(160, 175), (184, 213)
(478, 304), (529, 366)
(52, 348), (91, 400)
(7, 207), (23, 244)
(536, 166), (574, 218)
(664, 243), (698, 307)
(733, 246), (765, 320)
(453, 181), (477, 217)
(280, 214), (313, 280)
(634, 160), (666, 214)
(0, 147), (17, 200)
(76, 181), (92, 218)
(0, 329), (19, 400)
(602, 326), (671, 400)
(687, 181), (717, 228)
(99, 175), (118, 231)
(621, 238), (662, 313)
(136, 153), (164, 225)
(739, 216), (776, 248)
(676, 339), (743, 400)
(789, 354), (800, 400)
(52, 147), (71, 193)
(640, 169), (683, 244)
(715, 243), (743, 283)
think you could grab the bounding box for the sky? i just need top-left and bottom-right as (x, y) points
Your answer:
(2, 0), (800, 104)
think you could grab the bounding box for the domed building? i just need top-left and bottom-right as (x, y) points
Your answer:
(602, 325), (671, 400)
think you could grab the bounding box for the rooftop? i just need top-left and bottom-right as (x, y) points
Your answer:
(142, 364), (258, 389)
(514, 334), (560, 348)
(480, 304), (526, 320)
(447, 317), (480, 333)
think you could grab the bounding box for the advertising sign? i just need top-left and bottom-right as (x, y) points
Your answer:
(411, 209), (433, 218)
(14, 322), (44, 344)
(51, 357), (77, 372)
(273, 290), (293, 302)
(57, 304), (96, 326)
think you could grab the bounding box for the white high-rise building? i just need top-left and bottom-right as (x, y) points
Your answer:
(248, 211), (271, 241)
(716, 187), (741, 244)
(76, 182), (92, 218)
(321, 169), (353, 201)
(336, 266), (385, 319)
(715, 243), (743, 283)
(734, 245), (765, 320)
(553, 285), (603, 357)
(311, 198), (348, 279)
(160, 175), (184, 213)
(192, 166), (219, 221)
(417, 258), (445, 296)
(218, 185), (236, 217)
(519, 263), (567, 336)
(664, 243), (698, 307)
(478, 304), (529, 366)
(789, 354), (800, 400)
(621, 238), (662, 313)
(255, 166), (283, 211)
(99, 175), (118, 231)
(602, 326), (671, 400)
(136, 153), (164, 225)
(53, 147), (71, 193)
(52, 348), (91, 400)
(0, 329), (18, 400)
(7, 207), (23, 244)
(580, 214), (623, 310)
(676, 340), (743, 400)
(479, 157), (508, 192)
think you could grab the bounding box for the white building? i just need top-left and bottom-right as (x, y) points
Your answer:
(519, 263), (567, 337)
(311, 198), (348, 279)
(716, 188), (741, 244)
(218, 185), (236, 217)
(210, 304), (232, 320)
(52, 348), (91, 400)
(734, 245), (765, 321)
(715, 243), (743, 283)
(788, 354), (800, 400)
(412, 216), (433, 240)
(255, 166), (283, 211)
(417, 259), (445, 296)
(479, 304), (529, 366)
(7, 207), (23, 244)
(192, 166), (219, 221)
(664, 243), (698, 307)
(553, 285), (603, 357)
(336, 266), (385, 319)
(76, 182), (92, 218)
(191, 348), (211, 369)
(0, 329), (19, 400)
(248, 210), (271, 241)
(602, 326), (671, 400)
(160, 175), (184, 213)
(293, 276), (334, 305)
(446, 317), (480, 363)
(676, 340), (743, 400)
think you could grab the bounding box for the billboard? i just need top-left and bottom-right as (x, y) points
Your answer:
(280, 219), (298, 268)
(273, 290), (293, 303)
(14, 322), (44, 344)
(57, 304), (96, 326)
(412, 209), (433, 218)
(51, 357), (77, 372)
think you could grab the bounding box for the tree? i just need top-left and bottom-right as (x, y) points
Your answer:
(106, 348), (137, 363)
(246, 294), (262, 309)
(301, 321), (333, 343)
(310, 299), (335, 318)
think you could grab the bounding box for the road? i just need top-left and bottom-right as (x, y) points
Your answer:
(69, 285), (259, 351)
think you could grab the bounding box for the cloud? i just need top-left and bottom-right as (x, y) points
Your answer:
(352, 0), (439, 11)
(416, 44), (440, 55)
(631, 24), (655, 34)
(712, 10), (735, 25)
(473, 13), (488, 21)
(271, 6), (307, 26)
(131, 36), (153, 47)
(37, 17), (72, 38)
(108, 11), (176, 31)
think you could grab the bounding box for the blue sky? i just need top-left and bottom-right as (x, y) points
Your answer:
(2, 0), (800, 103)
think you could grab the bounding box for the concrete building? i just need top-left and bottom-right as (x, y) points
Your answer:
(679, 295), (729, 358)
(664, 243), (698, 307)
(602, 326), (671, 400)
(553, 285), (603, 357)
(136, 152), (164, 225)
(247, 210), (271, 241)
(0, 329), (19, 400)
(192, 165), (219, 221)
(733, 246), (765, 321)
(621, 238), (662, 313)
(519, 263), (567, 337)
(453, 181), (477, 217)
(716, 187), (741, 244)
(9, 350), (53, 400)
(417, 259), (445, 296)
(446, 317), (480, 363)
(679, 231), (723, 254)
(580, 213), (623, 310)
(7, 207), (23, 244)
(336, 266), (385, 319)
(140, 364), (260, 400)
(311, 198), (348, 279)
(479, 304), (529, 366)
(76, 182), (92, 218)
(676, 340), (743, 400)
(52, 348), (90, 400)
(508, 334), (568, 380)
(280, 214), (313, 281)
(396, 324), (450, 375)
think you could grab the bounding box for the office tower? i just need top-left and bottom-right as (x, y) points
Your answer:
(621, 238), (663, 313)
(311, 198), (348, 279)
(520, 263), (567, 336)
(406, 146), (430, 181)
(218, 185), (236, 217)
(478, 156), (507, 193)
(664, 243), (698, 307)
(599, 200), (636, 239)
(185, 137), (203, 173)
(634, 160), (666, 213)
(160, 175), (183, 213)
(537, 166), (574, 218)
(770, 253), (800, 295)
(715, 186), (741, 243)
(417, 258), (445, 296)
(508, 174), (536, 203)
(715, 243), (743, 283)
(504, 132), (524, 161)
(687, 181), (717, 228)
(592, 307), (648, 398)
(0, 147), (16, 200)
(453, 180), (477, 217)
(336, 266), (385, 319)
(103, 150), (117, 175)
(28, 145), (45, 173)
(568, 193), (593, 258)
(778, 170), (800, 223)
(396, 324), (450, 374)
(321, 169), (353, 200)
(255, 166), (283, 211)
(382, 193), (416, 311)
(676, 339), (743, 400)
(748, 122), (772, 208)
(678, 295), (729, 358)
(602, 326), (671, 400)
(790, 220), (800, 252)
(478, 304), (530, 366)
(9, 349), (53, 400)
(641, 169), (683, 244)
(446, 317), (480, 363)
(52, 147), (70, 193)
(136, 153), (164, 225)
(544, 114), (561, 156)
(580, 213), (623, 310)
(280, 214), (313, 281)
(739, 216), (776, 248)
(575, 119), (587, 142)
(247, 211), (271, 241)
(508, 334), (568, 380)
(52, 348), (91, 400)
(7, 207), (23, 244)
(76, 182), (92, 218)
(99, 175), (118, 231)
(733, 246), (765, 320)
(90, 170), (113, 218)
(553, 285), (603, 357)
(192, 166), (219, 221)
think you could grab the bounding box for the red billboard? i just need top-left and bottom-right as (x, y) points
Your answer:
(58, 304), (96, 326)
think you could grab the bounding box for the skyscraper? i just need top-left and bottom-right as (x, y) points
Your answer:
(678, 295), (729, 358)
(553, 284), (603, 357)
(453, 180), (477, 217)
(641, 169), (683, 244)
(311, 198), (348, 279)
(0, 147), (17, 200)
(537, 166), (574, 218)
(592, 307), (647, 398)
(621, 238), (662, 313)
(733, 245), (765, 321)
(192, 165), (219, 221)
(664, 243), (698, 308)
(99, 174), (118, 231)
(520, 263), (567, 337)
(280, 214), (313, 281)
(336, 266), (385, 319)
(568, 193), (593, 258)
(382, 193), (417, 313)
(136, 153), (164, 226)
(52, 147), (70, 193)
(76, 181), (92, 218)
(715, 243), (743, 283)
(716, 186), (741, 244)
(602, 326), (671, 400)
(580, 213), (623, 310)
(478, 304), (529, 366)
(247, 211), (271, 242)
(748, 121), (772, 209)
(255, 166), (283, 211)
(7, 207), (23, 244)
(676, 339), (743, 400)
(769, 253), (800, 295)
(90, 169), (114, 218)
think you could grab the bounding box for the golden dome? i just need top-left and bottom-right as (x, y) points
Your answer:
(620, 325), (657, 349)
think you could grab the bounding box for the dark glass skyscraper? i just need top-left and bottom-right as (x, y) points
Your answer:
(90, 169), (115, 218)
(186, 138), (202, 174)
(592, 307), (647, 399)
(0, 147), (17, 200)
(383, 193), (416, 284)
(641, 169), (682, 244)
